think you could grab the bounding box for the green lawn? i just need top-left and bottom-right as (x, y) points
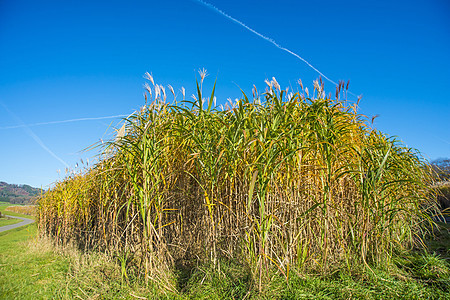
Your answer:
(0, 216), (22, 227)
(0, 202), (28, 227)
(0, 201), (11, 210)
(0, 224), (81, 299)
(0, 223), (173, 299)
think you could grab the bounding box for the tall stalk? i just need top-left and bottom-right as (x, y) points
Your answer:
(37, 74), (438, 291)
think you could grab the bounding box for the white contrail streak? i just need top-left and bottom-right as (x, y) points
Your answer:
(0, 102), (70, 168)
(0, 114), (129, 130)
(195, 0), (357, 96)
(22, 125), (70, 168)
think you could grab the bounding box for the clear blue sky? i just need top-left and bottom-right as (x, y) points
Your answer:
(0, 0), (449, 188)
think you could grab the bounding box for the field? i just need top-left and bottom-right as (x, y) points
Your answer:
(0, 203), (36, 218)
(3, 76), (449, 298)
(0, 216), (22, 227)
(5, 205), (37, 216)
(0, 202), (21, 225)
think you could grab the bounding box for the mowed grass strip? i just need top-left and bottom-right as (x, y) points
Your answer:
(0, 224), (70, 299)
(0, 216), (22, 227)
(0, 224), (174, 299)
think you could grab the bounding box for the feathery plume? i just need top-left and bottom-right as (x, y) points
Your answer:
(116, 123), (126, 140)
(155, 85), (161, 99)
(199, 68), (208, 83)
(144, 72), (155, 85)
(168, 85), (175, 98)
(272, 77), (280, 91)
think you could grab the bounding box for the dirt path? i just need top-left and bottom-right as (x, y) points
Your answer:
(0, 215), (34, 233)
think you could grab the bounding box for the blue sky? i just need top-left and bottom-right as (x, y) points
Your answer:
(0, 0), (449, 188)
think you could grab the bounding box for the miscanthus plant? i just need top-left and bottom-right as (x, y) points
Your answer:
(38, 72), (438, 291)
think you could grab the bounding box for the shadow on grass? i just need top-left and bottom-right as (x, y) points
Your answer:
(174, 258), (253, 298)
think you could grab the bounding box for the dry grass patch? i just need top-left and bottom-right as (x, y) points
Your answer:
(5, 205), (37, 216)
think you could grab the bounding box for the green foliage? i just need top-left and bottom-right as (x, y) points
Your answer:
(436, 185), (450, 214)
(425, 221), (450, 262)
(0, 225), (173, 299)
(0, 182), (41, 205)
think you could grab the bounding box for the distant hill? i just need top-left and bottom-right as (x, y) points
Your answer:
(0, 182), (41, 204)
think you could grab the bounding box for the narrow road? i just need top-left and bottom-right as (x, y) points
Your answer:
(0, 215), (35, 233)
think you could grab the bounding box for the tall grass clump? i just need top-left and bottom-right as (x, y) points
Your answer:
(38, 73), (438, 291)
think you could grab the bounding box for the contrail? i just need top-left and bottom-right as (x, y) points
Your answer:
(21, 125), (70, 168)
(432, 134), (450, 146)
(195, 0), (357, 96)
(0, 114), (128, 130)
(0, 102), (70, 168)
